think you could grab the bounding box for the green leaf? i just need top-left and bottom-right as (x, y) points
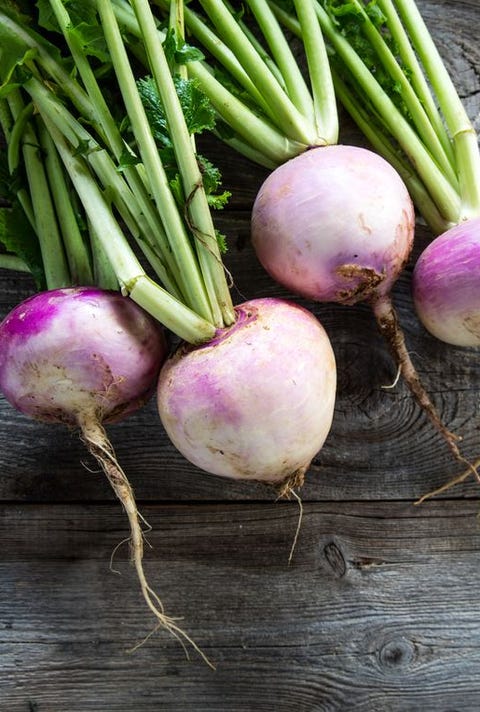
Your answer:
(197, 155), (230, 210)
(0, 5), (73, 96)
(163, 27), (205, 71)
(0, 33), (37, 97)
(138, 74), (216, 146)
(37, 0), (110, 62)
(215, 229), (227, 254)
(175, 76), (216, 135)
(0, 203), (46, 288)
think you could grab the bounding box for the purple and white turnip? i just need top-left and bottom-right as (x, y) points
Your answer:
(158, 297), (336, 490)
(412, 218), (480, 347)
(0, 287), (185, 637)
(250, 144), (466, 460)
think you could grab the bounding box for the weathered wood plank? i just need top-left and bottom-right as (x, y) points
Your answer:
(1, 501), (480, 710)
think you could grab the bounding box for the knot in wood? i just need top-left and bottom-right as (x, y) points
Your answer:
(323, 541), (347, 578)
(378, 636), (416, 672)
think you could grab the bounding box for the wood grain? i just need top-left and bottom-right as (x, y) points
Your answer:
(1, 1), (480, 709)
(2, 501), (480, 711)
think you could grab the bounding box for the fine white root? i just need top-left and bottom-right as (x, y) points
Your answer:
(275, 469), (306, 565)
(415, 457), (480, 505)
(381, 364), (402, 390)
(78, 414), (215, 670)
(285, 488), (304, 566)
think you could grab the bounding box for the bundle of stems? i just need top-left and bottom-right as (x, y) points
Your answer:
(131, 0), (480, 236)
(0, 0), (235, 343)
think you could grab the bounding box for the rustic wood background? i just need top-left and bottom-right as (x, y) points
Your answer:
(1, 2), (480, 709)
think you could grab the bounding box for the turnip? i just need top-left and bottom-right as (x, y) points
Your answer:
(0, 286), (178, 632)
(412, 218), (480, 348)
(158, 297), (336, 489)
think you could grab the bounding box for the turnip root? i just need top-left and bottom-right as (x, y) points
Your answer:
(157, 297), (337, 492)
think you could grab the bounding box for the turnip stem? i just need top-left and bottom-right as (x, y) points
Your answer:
(47, 0), (191, 274)
(24, 76), (185, 300)
(269, 0), (480, 231)
(393, 0), (480, 218)
(129, 0), (235, 326)
(197, 0), (317, 145)
(273, 1), (462, 226)
(96, 0), (216, 324)
(110, 0), (306, 164)
(291, 0), (338, 144)
(346, 0), (457, 186)
(245, 0), (315, 122)
(376, 0), (455, 165)
(0, 98), (36, 230)
(36, 120), (94, 286)
(40, 115), (217, 342)
(6, 91), (70, 289)
(170, 1), (275, 118)
(0, 11), (98, 130)
(0, 255), (30, 272)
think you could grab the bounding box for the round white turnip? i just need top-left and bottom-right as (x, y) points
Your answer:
(157, 297), (337, 491)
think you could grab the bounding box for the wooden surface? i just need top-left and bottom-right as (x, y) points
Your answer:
(1, 2), (480, 709)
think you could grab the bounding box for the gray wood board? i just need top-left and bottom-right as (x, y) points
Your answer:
(1, 501), (480, 711)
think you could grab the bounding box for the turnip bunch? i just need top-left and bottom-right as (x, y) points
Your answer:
(0, 0), (337, 657)
(129, 0), (471, 465)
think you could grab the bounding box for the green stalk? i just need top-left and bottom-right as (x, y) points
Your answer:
(41, 112), (216, 343)
(6, 90), (70, 288)
(197, 0), (318, 144)
(36, 118), (94, 285)
(27, 76), (186, 301)
(96, 0), (216, 323)
(376, 0), (455, 164)
(88, 221), (119, 290)
(0, 254), (30, 272)
(0, 11), (101, 133)
(130, 0), (235, 326)
(166, 0), (276, 119)
(392, 0), (480, 218)
(43, 0), (194, 304)
(245, 0), (316, 123)
(0, 97), (35, 229)
(110, 0), (306, 164)
(270, 0), (480, 230)
(347, 0), (457, 187)
(270, 0), (463, 228)
(291, 0), (338, 143)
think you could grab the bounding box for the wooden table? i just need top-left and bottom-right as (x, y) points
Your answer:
(1, 2), (480, 709)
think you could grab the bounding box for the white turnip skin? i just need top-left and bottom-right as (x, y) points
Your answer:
(0, 287), (201, 654)
(412, 217), (480, 347)
(157, 297), (337, 490)
(0, 286), (166, 424)
(251, 145), (414, 306)
(250, 145), (465, 460)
